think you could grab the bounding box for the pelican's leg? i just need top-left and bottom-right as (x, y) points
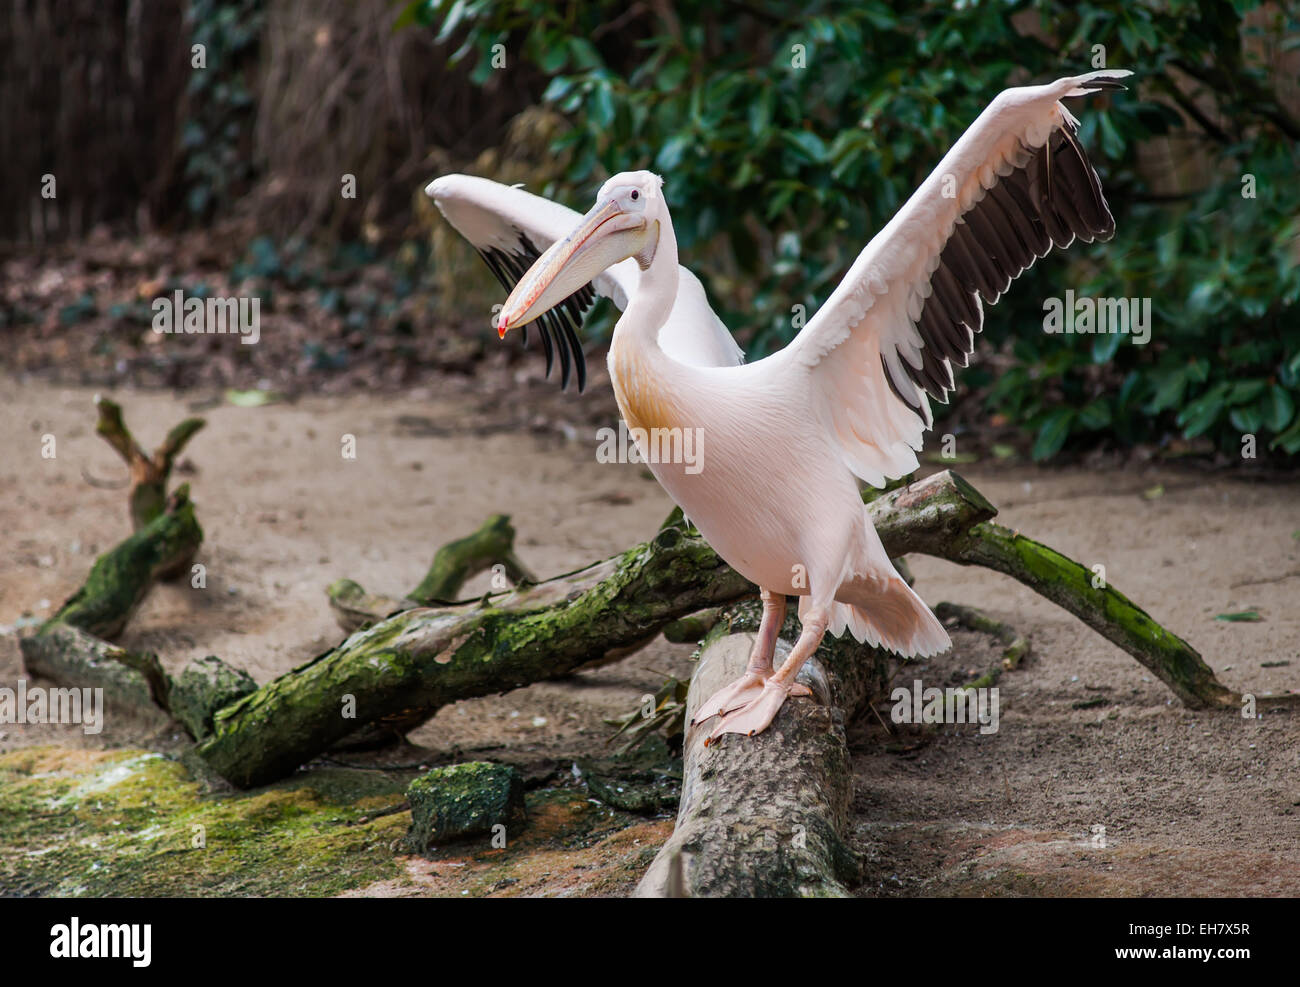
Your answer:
(704, 605), (828, 746)
(691, 589), (810, 724)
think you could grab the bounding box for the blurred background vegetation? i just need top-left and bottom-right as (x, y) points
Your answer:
(2, 0), (1297, 462)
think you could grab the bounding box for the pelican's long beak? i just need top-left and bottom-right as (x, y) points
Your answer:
(496, 198), (651, 336)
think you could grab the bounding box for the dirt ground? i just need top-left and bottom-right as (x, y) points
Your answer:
(2, 375), (1297, 896)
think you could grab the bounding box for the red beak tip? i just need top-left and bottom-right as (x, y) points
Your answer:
(497, 324), (507, 339)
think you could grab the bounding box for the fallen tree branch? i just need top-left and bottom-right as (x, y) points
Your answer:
(196, 473), (994, 786)
(327, 513), (537, 632)
(95, 395), (205, 539)
(946, 517), (1232, 709)
(324, 513), (541, 747)
(194, 469), (1271, 788)
(635, 601), (887, 897)
(34, 484), (203, 640)
(409, 513), (538, 604)
(20, 623), (168, 716)
(19, 485), (205, 721)
(197, 522), (754, 787)
(934, 601), (1030, 689)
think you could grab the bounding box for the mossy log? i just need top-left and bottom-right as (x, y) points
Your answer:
(19, 624), (169, 717)
(31, 484), (203, 641)
(194, 469), (1253, 788)
(95, 395), (205, 542)
(325, 513), (541, 747)
(636, 601), (888, 897)
(197, 474), (994, 787)
(867, 474), (1250, 710)
(197, 522), (755, 788)
(945, 519), (1233, 709)
(19, 486), (204, 719)
(327, 513), (537, 632)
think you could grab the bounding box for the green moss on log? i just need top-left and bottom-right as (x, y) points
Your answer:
(19, 624), (165, 713)
(39, 485), (203, 640)
(198, 525), (753, 788)
(409, 514), (535, 604)
(958, 521), (1233, 709)
(168, 656), (259, 740)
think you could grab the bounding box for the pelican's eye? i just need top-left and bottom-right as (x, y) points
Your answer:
(630, 190), (639, 201)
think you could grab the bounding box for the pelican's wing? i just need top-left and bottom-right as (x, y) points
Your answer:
(426, 174), (742, 390)
(775, 70), (1129, 486)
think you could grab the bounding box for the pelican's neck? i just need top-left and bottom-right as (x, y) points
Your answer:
(616, 217), (678, 354)
(608, 216), (683, 433)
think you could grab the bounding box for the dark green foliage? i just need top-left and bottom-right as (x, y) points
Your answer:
(408, 0), (1299, 460)
(183, 0), (265, 218)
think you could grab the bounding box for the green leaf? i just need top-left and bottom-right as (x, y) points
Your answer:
(1270, 418), (1300, 454)
(1263, 385), (1296, 433)
(784, 130), (828, 163)
(1177, 383), (1230, 438)
(1227, 379), (1266, 405)
(1091, 330), (1122, 363)
(1078, 399), (1112, 430)
(1032, 408), (1075, 461)
(589, 83), (615, 128)
(225, 388), (281, 408)
(1214, 611), (1262, 622)
(655, 135), (691, 172)
(1146, 368), (1187, 414)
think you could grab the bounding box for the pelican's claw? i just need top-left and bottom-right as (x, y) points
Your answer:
(701, 679), (811, 746)
(691, 674), (811, 726)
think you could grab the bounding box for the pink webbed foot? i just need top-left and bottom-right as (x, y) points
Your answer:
(691, 673), (810, 726)
(702, 679), (810, 746)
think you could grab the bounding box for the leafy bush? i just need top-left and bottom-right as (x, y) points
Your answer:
(408, 0), (1300, 460)
(183, 0), (265, 218)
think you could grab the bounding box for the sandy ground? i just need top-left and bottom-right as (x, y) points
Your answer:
(2, 376), (1297, 896)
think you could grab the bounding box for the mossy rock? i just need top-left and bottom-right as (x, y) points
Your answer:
(405, 761), (526, 851)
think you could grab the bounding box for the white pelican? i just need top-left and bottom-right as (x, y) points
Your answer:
(429, 69), (1130, 744)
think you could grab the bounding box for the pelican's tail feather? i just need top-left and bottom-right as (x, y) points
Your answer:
(816, 574), (950, 658)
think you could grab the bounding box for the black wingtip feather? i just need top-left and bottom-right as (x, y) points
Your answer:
(898, 107), (1116, 417)
(476, 233), (596, 394)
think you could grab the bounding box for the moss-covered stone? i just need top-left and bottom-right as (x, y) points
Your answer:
(405, 762), (526, 851)
(168, 655), (258, 739)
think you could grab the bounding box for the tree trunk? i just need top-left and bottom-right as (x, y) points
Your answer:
(635, 601), (887, 897)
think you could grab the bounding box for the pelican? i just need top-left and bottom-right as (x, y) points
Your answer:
(428, 70), (1130, 744)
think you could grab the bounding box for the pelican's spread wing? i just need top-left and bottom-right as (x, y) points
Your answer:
(781, 70), (1130, 486)
(426, 175), (743, 389)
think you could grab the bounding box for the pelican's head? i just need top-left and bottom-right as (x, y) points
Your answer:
(496, 171), (665, 336)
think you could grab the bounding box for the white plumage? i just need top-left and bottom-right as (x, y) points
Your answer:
(431, 69), (1131, 743)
